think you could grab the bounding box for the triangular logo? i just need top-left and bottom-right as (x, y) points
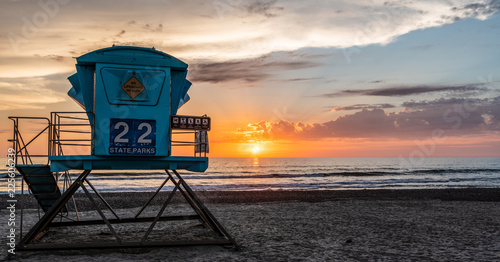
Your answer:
(121, 76), (145, 99)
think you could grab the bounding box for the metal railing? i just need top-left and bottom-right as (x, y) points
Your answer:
(8, 112), (94, 165)
(8, 116), (51, 165)
(50, 112), (94, 156)
(170, 130), (209, 157)
(10, 112), (208, 159)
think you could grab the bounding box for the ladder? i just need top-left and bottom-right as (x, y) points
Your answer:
(16, 165), (66, 213)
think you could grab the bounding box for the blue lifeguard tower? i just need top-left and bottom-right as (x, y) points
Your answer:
(9, 46), (237, 250)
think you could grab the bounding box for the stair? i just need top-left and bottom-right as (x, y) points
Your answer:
(16, 165), (66, 213)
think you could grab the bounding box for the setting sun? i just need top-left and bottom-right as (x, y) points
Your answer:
(252, 146), (260, 153)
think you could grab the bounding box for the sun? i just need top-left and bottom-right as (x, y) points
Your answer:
(252, 146), (260, 153)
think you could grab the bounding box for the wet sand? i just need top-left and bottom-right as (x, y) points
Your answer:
(1, 189), (499, 261)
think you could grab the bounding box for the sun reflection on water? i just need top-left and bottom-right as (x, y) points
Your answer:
(253, 157), (260, 167)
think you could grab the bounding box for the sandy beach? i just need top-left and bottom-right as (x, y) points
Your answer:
(1, 189), (499, 261)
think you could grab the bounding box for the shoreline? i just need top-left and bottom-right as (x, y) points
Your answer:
(1, 188), (499, 209)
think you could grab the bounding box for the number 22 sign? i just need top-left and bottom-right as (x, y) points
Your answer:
(109, 119), (156, 155)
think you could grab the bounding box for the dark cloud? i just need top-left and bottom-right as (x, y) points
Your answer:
(116, 30), (126, 37)
(189, 53), (323, 83)
(332, 103), (395, 111)
(452, 1), (500, 17)
(287, 77), (323, 82)
(143, 23), (163, 32)
(47, 55), (64, 62)
(236, 96), (500, 141)
(190, 60), (267, 83)
(245, 0), (283, 18)
(402, 97), (487, 109)
(123, 20), (162, 32)
(321, 84), (488, 97)
(489, 96), (500, 125)
(34, 54), (65, 62)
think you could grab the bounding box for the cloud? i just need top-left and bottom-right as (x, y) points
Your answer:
(0, 55), (73, 78)
(321, 84), (488, 97)
(331, 103), (395, 111)
(244, 0), (283, 18)
(189, 60), (266, 83)
(451, 0), (500, 19)
(34, 54), (65, 62)
(2, 0), (497, 60)
(0, 77), (67, 110)
(195, 0), (500, 59)
(116, 30), (126, 37)
(287, 77), (323, 82)
(189, 52), (324, 83)
(142, 23), (163, 32)
(232, 96), (500, 141)
(401, 97), (487, 109)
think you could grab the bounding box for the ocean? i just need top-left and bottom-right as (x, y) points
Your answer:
(1, 157), (499, 194)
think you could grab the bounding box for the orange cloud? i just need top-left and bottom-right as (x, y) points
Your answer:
(229, 96), (500, 143)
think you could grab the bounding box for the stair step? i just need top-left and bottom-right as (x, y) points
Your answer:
(16, 165), (66, 213)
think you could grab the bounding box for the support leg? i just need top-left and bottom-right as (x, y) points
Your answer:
(166, 170), (213, 229)
(171, 170), (239, 249)
(80, 180), (122, 244)
(84, 178), (120, 220)
(18, 169), (239, 250)
(19, 170), (91, 247)
(141, 180), (180, 242)
(134, 175), (170, 219)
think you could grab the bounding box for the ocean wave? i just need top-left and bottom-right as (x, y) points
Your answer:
(406, 168), (500, 175)
(77, 168), (500, 181)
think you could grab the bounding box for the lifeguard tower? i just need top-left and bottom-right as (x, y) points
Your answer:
(9, 46), (237, 250)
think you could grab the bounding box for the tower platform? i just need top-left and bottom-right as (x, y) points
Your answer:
(49, 155), (209, 172)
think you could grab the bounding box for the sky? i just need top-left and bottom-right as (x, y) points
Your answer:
(1, 0), (500, 158)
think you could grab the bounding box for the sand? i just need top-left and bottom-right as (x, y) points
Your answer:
(1, 189), (499, 261)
